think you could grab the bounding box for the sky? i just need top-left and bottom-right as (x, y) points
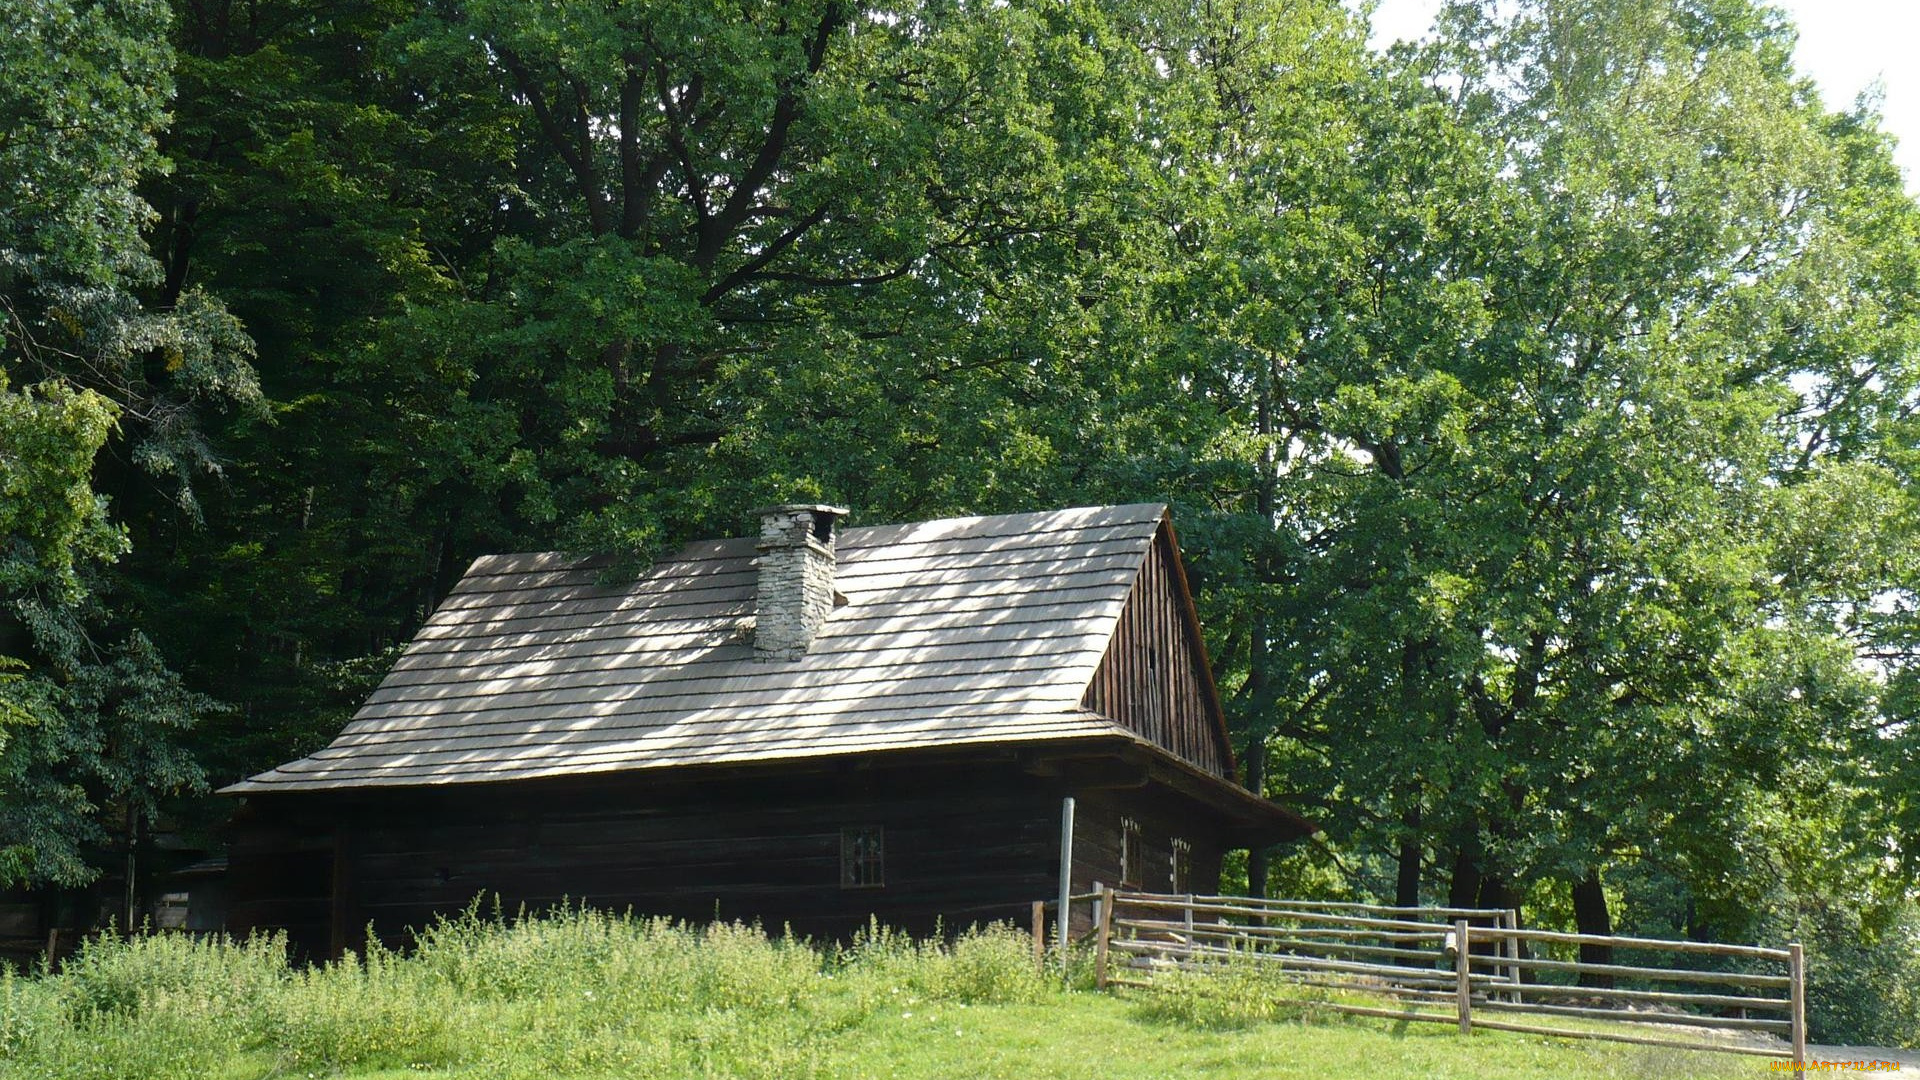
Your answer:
(1358, 0), (1920, 191)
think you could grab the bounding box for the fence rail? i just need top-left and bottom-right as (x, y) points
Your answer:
(1056, 889), (1808, 1078)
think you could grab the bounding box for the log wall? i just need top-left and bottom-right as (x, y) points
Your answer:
(228, 755), (1252, 958)
(1065, 789), (1224, 932)
(231, 761), (1063, 955)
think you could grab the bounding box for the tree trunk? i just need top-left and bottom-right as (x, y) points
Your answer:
(1244, 379), (1277, 902)
(1446, 832), (1481, 912)
(1395, 808), (1421, 908)
(1394, 639), (1425, 911)
(1571, 869), (1614, 987)
(1244, 734), (1268, 898)
(1476, 874), (1524, 963)
(1245, 847), (1268, 899)
(123, 804), (139, 931)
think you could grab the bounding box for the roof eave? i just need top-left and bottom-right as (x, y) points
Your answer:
(217, 725), (1320, 848)
(1090, 731), (1316, 844)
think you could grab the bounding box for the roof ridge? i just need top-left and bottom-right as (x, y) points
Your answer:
(464, 503), (1167, 565)
(839, 501), (1164, 539)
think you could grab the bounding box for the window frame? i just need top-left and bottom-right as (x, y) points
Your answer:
(1120, 817), (1144, 889)
(840, 825), (885, 890)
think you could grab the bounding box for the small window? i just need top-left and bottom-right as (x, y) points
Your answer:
(1171, 838), (1192, 894)
(154, 891), (190, 931)
(840, 826), (884, 889)
(1121, 818), (1144, 888)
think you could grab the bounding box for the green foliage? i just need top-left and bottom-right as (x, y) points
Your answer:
(122, 0), (1182, 795)
(413, 901), (819, 1013)
(0, 378), (123, 606)
(0, 0), (260, 500)
(836, 919), (1050, 1006)
(0, 908), (1054, 1078)
(0, 376), (124, 868)
(1777, 900), (1920, 1048)
(267, 945), (461, 1072)
(0, 0), (171, 292)
(0, 911), (1768, 1078)
(59, 924), (287, 1021)
(1136, 0), (1915, 950)
(0, 0), (255, 887)
(3, 0), (1914, 1046)
(0, 930), (283, 1078)
(1128, 958), (1335, 1030)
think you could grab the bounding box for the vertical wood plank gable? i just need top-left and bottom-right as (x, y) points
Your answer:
(1079, 523), (1232, 778)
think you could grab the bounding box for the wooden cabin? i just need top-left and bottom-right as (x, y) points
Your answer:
(223, 504), (1313, 956)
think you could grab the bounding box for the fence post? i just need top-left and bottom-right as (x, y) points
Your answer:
(1183, 893), (1195, 959)
(1095, 887), (1115, 990)
(1504, 908), (1521, 1003)
(1031, 901), (1046, 973)
(1455, 918), (1472, 1035)
(1790, 942), (1806, 1080)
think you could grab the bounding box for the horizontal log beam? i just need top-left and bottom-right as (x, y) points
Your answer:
(1496, 926), (1790, 961)
(1110, 938), (1505, 986)
(1310, 1001), (1460, 1026)
(1110, 939), (1456, 984)
(1471, 1018), (1791, 1059)
(1114, 893), (1507, 920)
(1116, 916), (1452, 953)
(1212, 935), (1447, 963)
(1475, 998), (1793, 1034)
(1111, 975), (1458, 1029)
(1466, 951), (1791, 987)
(1510, 981), (1791, 1012)
(1109, 897), (1452, 935)
(1116, 957), (1462, 1001)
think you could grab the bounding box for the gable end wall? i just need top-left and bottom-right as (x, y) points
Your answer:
(1081, 523), (1231, 778)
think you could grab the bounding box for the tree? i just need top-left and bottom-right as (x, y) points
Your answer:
(137, 0), (1181, 785)
(1105, 0), (1919, 966)
(1, 0), (254, 887)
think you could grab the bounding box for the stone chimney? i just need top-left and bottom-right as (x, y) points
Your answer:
(750, 503), (847, 661)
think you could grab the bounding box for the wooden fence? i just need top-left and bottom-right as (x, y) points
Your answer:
(1061, 890), (1808, 1078)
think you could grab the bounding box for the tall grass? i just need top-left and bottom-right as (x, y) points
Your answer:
(0, 905), (1051, 1079)
(1115, 941), (1368, 1032)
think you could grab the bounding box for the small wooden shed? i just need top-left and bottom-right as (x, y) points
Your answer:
(223, 503), (1312, 955)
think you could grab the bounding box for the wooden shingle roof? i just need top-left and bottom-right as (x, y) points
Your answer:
(226, 503), (1178, 792)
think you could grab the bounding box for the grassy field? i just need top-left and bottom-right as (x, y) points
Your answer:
(0, 908), (1767, 1080)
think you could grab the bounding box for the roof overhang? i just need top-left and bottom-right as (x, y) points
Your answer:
(223, 729), (1316, 847)
(1046, 733), (1317, 847)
